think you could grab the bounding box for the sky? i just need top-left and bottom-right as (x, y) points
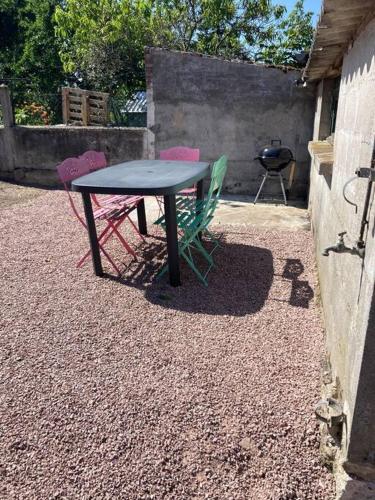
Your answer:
(277, 0), (321, 24)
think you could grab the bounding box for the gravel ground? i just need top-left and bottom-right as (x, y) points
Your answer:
(0, 190), (335, 499)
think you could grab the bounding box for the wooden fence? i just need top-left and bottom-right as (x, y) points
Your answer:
(62, 87), (109, 126)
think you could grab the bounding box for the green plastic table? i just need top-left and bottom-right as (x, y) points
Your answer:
(72, 159), (210, 286)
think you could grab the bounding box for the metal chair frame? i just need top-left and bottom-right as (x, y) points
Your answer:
(78, 150), (146, 244)
(57, 157), (138, 275)
(155, 156), (228, 285)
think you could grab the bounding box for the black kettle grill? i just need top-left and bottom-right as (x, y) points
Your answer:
(253, 139), (294, 205)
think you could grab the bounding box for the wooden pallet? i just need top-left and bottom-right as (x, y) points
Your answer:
(62, 87), (109, 126)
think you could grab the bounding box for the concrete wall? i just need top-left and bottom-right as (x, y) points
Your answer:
(313, 79), (335, 141)
(0, 125), (148, 185)
(146, 47), (316, 198)
(309, 17), (375, 482)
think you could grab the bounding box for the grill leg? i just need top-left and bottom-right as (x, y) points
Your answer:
(254, 173), (268, 204)
(278, 173), (287, 205)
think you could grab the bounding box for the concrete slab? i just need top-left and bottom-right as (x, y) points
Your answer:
(0, 181), (44, 209)
(215, 195), (310, 230)
(0, 182), (310, 231)
(144, 194), (310, 231)
(0, 183), (310, 231)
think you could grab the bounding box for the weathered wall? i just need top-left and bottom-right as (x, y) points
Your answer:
(309, 17), (375, 481)
(146, 47), (316, 198)
(0, 125), (148, 185)
(313, 79), (335, 141)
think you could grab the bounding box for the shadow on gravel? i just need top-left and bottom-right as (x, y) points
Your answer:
(289, 280), (314, 308)
(271, 258), (314, 309)
(282, 258), (314, 309)
(107, 235), (274, 316)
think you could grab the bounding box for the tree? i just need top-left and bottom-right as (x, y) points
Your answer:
(54, 0), (155, 96)
(0, 0), (65, 122)
(0, 0), (25, 80)
(54, 0), (287, 96)
(257, 0), (314, 66)
(18, 0), (66, 119)
(0, 0), (314, 124)
(152, 0), (286, 60)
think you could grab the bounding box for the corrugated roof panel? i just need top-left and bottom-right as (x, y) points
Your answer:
(123, 91), (147, 113)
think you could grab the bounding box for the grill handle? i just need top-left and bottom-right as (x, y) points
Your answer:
(271, 139), (282, 146)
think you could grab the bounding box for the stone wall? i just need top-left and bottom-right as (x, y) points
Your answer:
(309, 17), (375, 482)
(0, 125), (148, 185)
(146, 47), (316, 198)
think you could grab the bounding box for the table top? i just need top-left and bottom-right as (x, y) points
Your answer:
(71, 160), (210, 195)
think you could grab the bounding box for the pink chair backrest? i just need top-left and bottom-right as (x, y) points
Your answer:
(57, 157), (91, 223)
(79, 150), (107, 171)
(159, 146), (200, 162)
(57, 157), (90, 184)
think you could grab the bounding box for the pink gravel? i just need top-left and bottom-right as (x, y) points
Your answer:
(0, 190), (334, 499)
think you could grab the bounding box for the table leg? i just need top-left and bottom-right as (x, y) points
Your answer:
(196, 179), (204, 240)
(82, 192), (103, 277)
(196, 179), (204, 202)
(137, 198), (147, 235)
(164, 194), (181, 287)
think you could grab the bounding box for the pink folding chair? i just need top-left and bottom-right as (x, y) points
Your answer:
(57, 157), (138, 276)
(159, 147), (200, 195)
(159, 146), (200, 161)
(79, 150), (146, 244)
(157, 147), (200, 214)
(80, 150), (107, 170)
(79, 150), (123, 206)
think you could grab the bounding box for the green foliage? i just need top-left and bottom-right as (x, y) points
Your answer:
(0, 0), (314, 124)
(0, 0), (65, 123)
(151, 0), (287, 59)
(15, 102), (51, 125)
(54, 0), (293, 95)
(258, 0), (314, 66)
(19, 1), (65, 95)
(0, 0), (24, 78)
(54, 0), (154, 96)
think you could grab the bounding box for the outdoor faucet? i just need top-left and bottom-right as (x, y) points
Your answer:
(322, 232), (365, 258)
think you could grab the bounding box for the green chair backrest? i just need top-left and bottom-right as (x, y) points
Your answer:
(201, 155), (227, 223)
(207, 155), (227, 199)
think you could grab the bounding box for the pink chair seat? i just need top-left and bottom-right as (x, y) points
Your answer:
(179, 187), (197, 196)
(79, 150), (143, 210)
(98, 194), (144, 209)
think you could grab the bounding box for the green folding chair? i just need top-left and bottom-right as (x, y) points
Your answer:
(154, 155), (228, 285)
